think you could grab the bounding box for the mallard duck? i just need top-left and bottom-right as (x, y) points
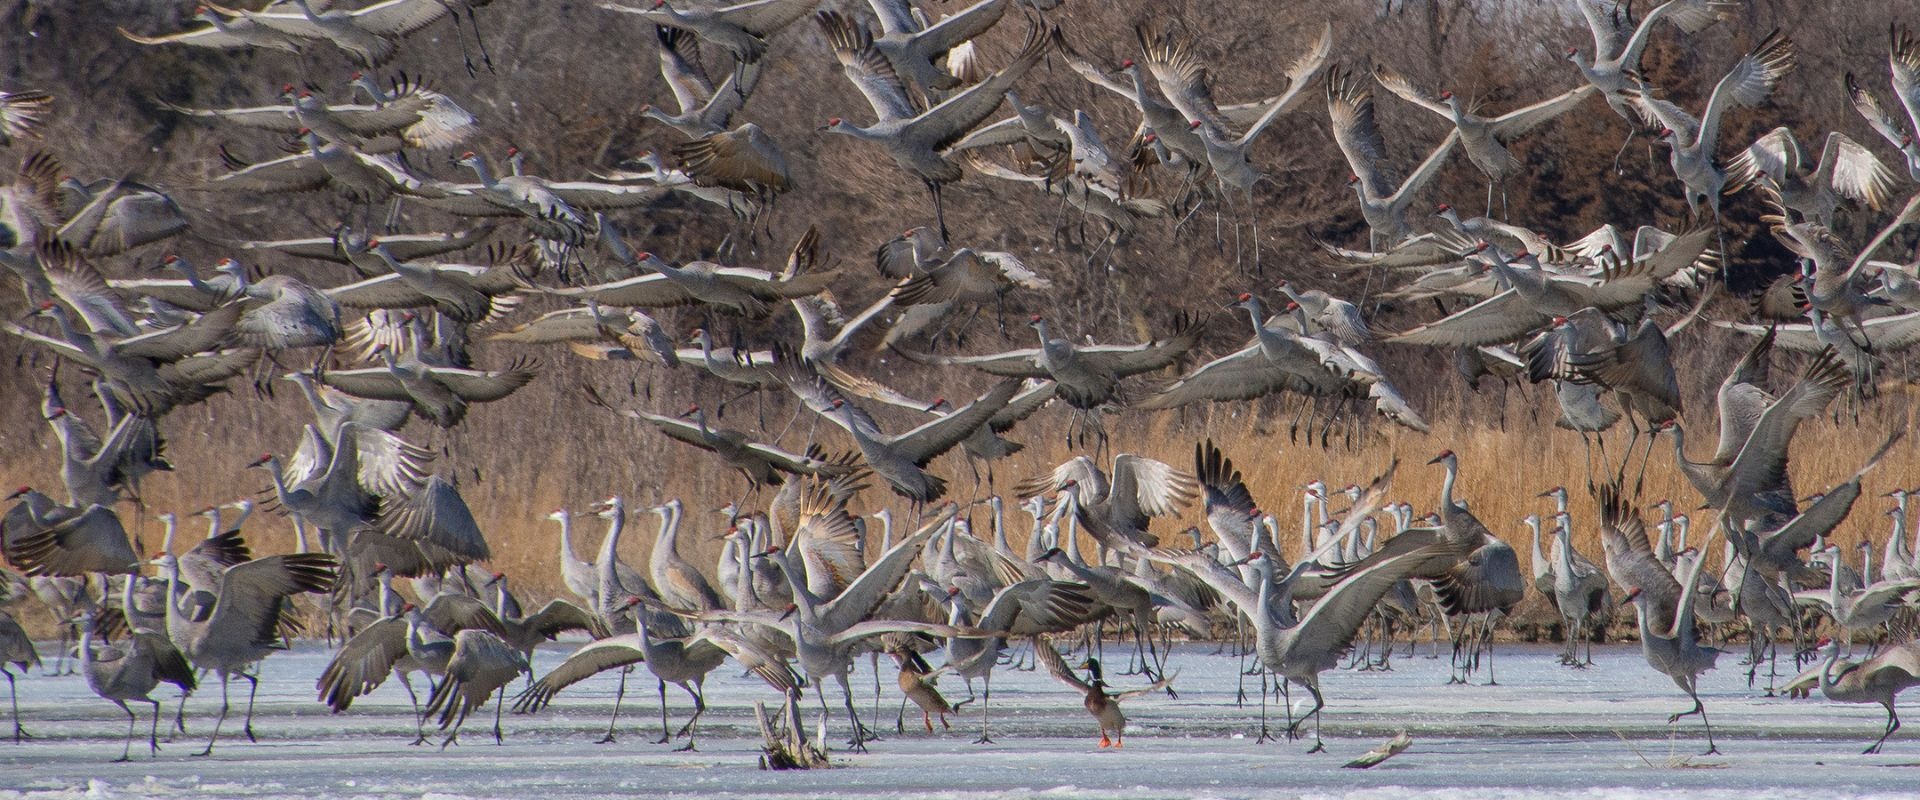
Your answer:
(1036, 635), (1174, 748)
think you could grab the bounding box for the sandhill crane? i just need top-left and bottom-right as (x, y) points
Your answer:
(1325, 65), (1460, 248)
(1795, 544), (1920, 647)
(75, 610), (195, 761)
(1035, 641), (1173, 748)
(53, 177), (190, 257)
(907, 313), (1203, 413)
(209, 129), (425, 202)
(1665, 348), (1850, 530)
(153, 549), (336, 754)
(420, 627), (528, 747)
(642, 25), (763, 138)
(536, 232), (835, 317)
(1845, 25), (1920, 182)
(4, 299), (252, 416)
(328, 240), (525, 325)
(0, 90), (50, 146)
(1372, 63), (1594, 211)
(217, 263), (343, 350)
(1551, 517), (1610, 667)
(810, 380), (1019, 503)
(932, 577), (1097, 743)
(646, 500), (723, 612)
(1632, 30), (1797, 220)
(1628, 547), (1724, 754)
(1816, 636), (1920, 753)
(0, 611), (37, 742)
(1142, 545), (1448, 750)
(590, 389), (853, 495)
(513, 596), (799, 745)
(818, 15), (1050, 236)
(1016, 454), (1196, 550)
(602, 0), (821, 64)
(217, 0), (452, 66)
(3, 489), (138, 578)
(836, 0), (1008, 94)
(1565, 0), (1736, 124)
(318, 344), (536, 428)
(120, 6), (308, 53)
(486, 303), (677, 364)
(1726, 128), (1894, 224)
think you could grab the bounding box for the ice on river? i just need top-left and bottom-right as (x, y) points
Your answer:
(1, 640), (1916, 799)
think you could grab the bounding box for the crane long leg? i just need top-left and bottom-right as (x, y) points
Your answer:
(598, 666), (630, 744)
(146, 698), (162, 757)
(1304, 681), (1327, 754)
(673, 682), (705, 752)
(5, 670), (24, 742)
(114, 700), (136, 763)
(838, 672), (868, 752)
(196, 673), (231, 757)
(972, 672), (994, 744)
(492, 691), (506, 745)
(654, 679), (673, 745)
(1255, 670), (1274, 744)
(1866, 705), (1900, 754)
(240, 672), (261, 742)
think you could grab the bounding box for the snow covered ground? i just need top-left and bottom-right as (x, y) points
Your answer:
(2, 641), (1916, 799)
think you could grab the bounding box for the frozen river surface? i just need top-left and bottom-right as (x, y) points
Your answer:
(2, 641), (1917, 799)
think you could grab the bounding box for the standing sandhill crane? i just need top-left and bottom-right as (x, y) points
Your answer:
(1565, 0), (1736, 125)
(1551, 516), (1610, 667)
(646, 500), (723, 612)
(818, 15), (1050, 236)
(1845, 25), (1920, 182)
(1726, 128), (1894, 224)
(1016, 454), (1197, 550)
(1371, 64), (1595, 211)
(154, 549), (336, 754)
(75, 610), (195, 761)
(420, 627), (528, 747)
(1325, 66), (1460, 248)
(1794, 544), (1920, 647)
(1815, 636), (1920, 753)
(316, 600), (446, 742)
(481, 572), (608, 670)
(1034, 641), (1173, 749)
(119, 6), (308, 54)
(0, 90), (50, 146)
(1628, 548), (1724, 754)
(931, 577), (1097, 743)
(218, 0), (452, 66)
(0, 610), (38, 742)
(1632, 30), (1797, 221)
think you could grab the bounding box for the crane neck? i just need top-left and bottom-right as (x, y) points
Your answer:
(160, 515), (178, 554)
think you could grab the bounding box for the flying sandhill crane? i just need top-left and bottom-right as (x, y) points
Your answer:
(587, 387), (855, 497)
(54, 176), (191, 257)
(119, 6), (308, 54)
(0, 90), (51, 146)
(1595, 482), (1722, 753)
(1726, 127), (1894, 224)
(214, 0), (453, 66)
(153, 548), (337, 754)
(602, 0), (821, 64)
(513, 596), (799, 747)
(208, 128), (424, 203)
(906, 313), (1204, 413)
(1631, 29), (1797, 221)
(420, 626), (528, 747)
(1665, 348), (1850, 531)
(1371, 63), (1595, 212)
(1565, 0), (1736, 125)
(75, 609), (196, 761)
(1034, 640), (1173, 749)
(807, 380), (1020, 503)
(318, 344), (536, 428)
(835, 0), (1008, 94)
(3, 487), (138, 578)
(1140, 544), (1448, 750)
(1016, 453), (1196, 550)
(642, 25), (763, 138)
(1815, 636), (1920, 753)
(1844, 24), (1920, 182)
(1325, 65), (1460, 248)
(818, 13), (1050, 237)
(0, 611), (38, 742)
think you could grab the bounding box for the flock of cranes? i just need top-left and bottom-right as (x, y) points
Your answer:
(7, 0), (1920, 770)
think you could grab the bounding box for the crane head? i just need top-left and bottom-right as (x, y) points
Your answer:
(247, 453), (274, 468)
(1551, 316), (1569, 326)
(505, 145), (521, 158)
(1031, 546), (1064, 564)
(1346, 174), (1360, 186)
(1284, 300), (1300, 311)
(1143, 133), (1157, 144)
(1439, 90), (1453, 100)
(1620, 586), (1642, 603)
(1425, 449), (1454, 465)
(925, 397), (951, 413)
(1564, 46), (1579, 59)
(43, 406), (65, 420)
(1434, 203), (1451, 215)
(1119, 59), (1135, 69)
(1188, 120), (1203, 130)
(490, 570), (507, 582)
(5, 486), (29, 501)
